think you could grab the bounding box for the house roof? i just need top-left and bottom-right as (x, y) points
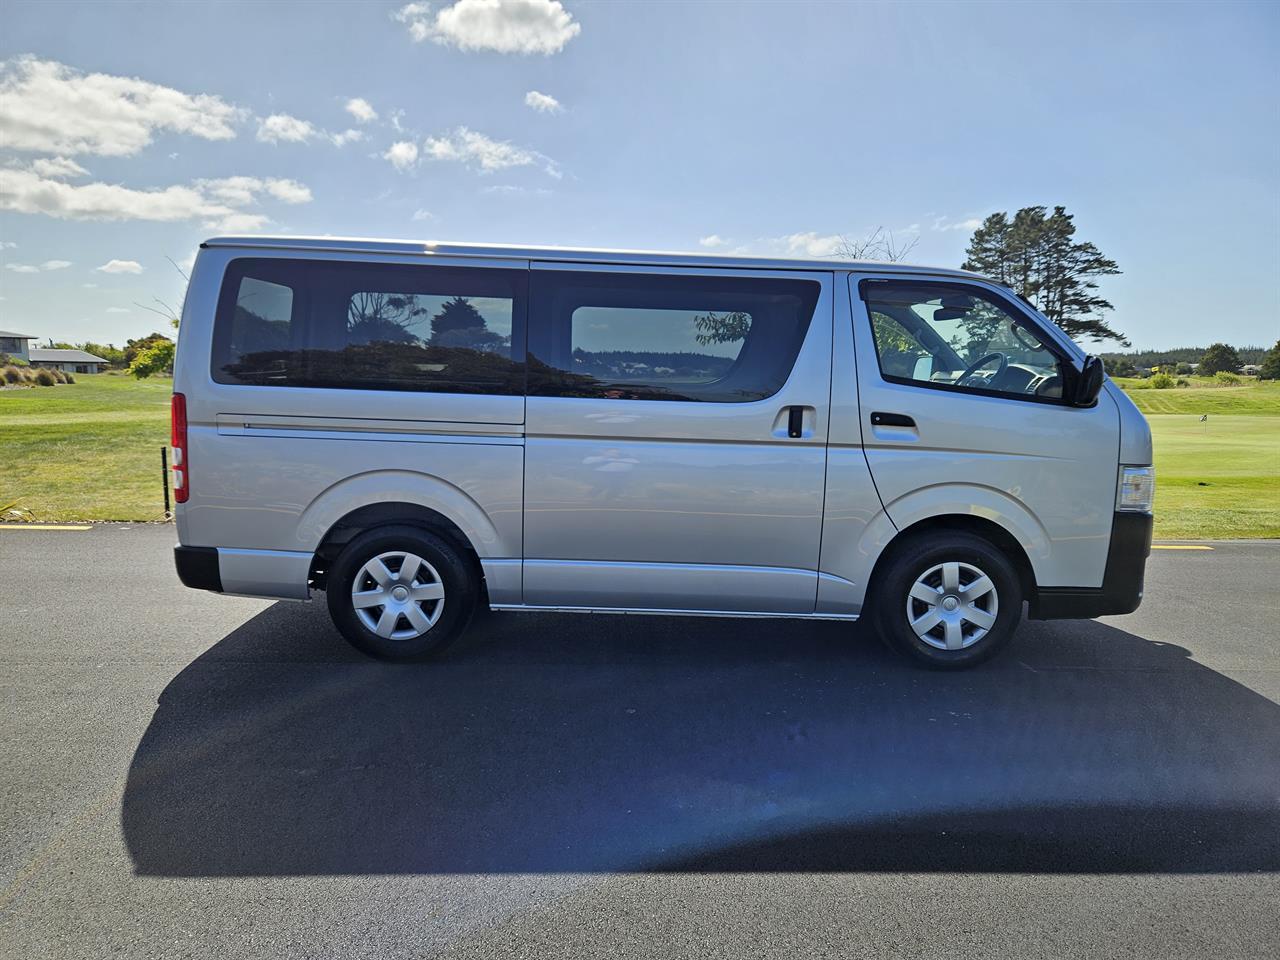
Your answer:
(29, 348), (109, 364)
(0, 330), (39, 339)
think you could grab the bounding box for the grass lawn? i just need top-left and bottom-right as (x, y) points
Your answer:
(1, 373), (171, 522)
(1149, 415), (1280, 539)
(1115, 376), (1280, 415)
(2, 372), (1276, 539)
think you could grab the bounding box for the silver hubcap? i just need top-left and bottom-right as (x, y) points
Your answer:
(906, 561), (998, 651)
(351, 551), (445, 641)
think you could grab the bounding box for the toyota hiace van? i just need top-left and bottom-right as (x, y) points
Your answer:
(171, 238), (1153, 668)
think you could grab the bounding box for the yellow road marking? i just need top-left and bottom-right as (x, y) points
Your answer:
(0, 524), (93, 531)
(1152, 544), (1214, 550)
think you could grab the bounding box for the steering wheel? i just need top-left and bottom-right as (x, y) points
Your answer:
(957, 351), (1008, 386)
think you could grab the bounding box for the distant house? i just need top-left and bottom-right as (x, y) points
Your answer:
(28, 348), (110, 374)
(1242, 364), (1261, 376)
(0, 330), (36, 363)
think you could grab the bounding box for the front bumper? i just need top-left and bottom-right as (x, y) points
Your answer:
(1029, 512), (1153, 620)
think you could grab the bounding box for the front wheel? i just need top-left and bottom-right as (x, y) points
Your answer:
(872, 532), (1023, 669)
(326, 525), (477, 661)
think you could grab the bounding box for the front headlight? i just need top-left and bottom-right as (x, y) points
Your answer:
(1117, 465), (1155, 513)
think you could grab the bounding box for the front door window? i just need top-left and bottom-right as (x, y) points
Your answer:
(862, 280), (1067, 401)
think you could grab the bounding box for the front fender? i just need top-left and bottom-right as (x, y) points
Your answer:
(878, 482), (1051, 578)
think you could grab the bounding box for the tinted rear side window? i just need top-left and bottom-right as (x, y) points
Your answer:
(528, 271), (820, 402)
(211, 258), (525, 394)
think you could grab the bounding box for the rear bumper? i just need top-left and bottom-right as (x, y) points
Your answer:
(174, 545), (222, 592)
(174, 544), (312, 599)
(1029, 512), (1153, 620)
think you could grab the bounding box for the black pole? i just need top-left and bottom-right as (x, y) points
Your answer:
(161, 446), (171, 516)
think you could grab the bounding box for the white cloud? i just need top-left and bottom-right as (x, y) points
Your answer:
(480, 184), (551, 196)
(411, 208), (436, 221)
(0, 240), (16, 249)
(699, 234), (727, 248)
(82, 282), (97, 288)
(261, 178), (312, 204)
(105, 306), (130, 313)
(383, 140), (420, 171)
(0, 168), (312, 229)
(394, 0), (580, 55)
(524, 90), (562, 113)
(3, 258), (71, 272)
(779, 231), (844, 257)
(214, 213), (270, 232)
(329, 128), (365, 147)
(931, 216), (983, 233)
(424, 126), (555, 175)
(345, 97), (378, 123)
(96, 259), (143, 274)
(30, 156), (88, 179)
(0, 56), (240, 156)
(196, 176), (312, 206)
(256, 113), (316, 144)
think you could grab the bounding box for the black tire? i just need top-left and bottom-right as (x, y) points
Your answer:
(872, 531), (1023, 670)
(325, 525), (478, 661)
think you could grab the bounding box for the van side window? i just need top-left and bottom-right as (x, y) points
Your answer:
(528, 271), (820, 402)
(211, 258), (525, 394)
(861, 280), (1068, 401)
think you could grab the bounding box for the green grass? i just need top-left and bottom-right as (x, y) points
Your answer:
(1148, 415), (1280, 539)
(2, 372), (1277, 538)
(0, 373), (171, 521)
(1114, 376), (1280, 415)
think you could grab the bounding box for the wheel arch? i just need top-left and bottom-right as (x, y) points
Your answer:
(302, 478), (496, 599)
(867, 513), (1037, 606)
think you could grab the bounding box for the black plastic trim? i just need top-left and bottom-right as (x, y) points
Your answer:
(175, 545), (223, 593)
(1029, 512), (1153, 620)
(870, 411), (916, 427)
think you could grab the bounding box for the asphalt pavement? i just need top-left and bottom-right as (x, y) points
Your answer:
(1, 526), (1278, 959)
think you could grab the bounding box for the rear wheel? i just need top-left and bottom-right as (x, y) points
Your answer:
(326, 525), (477, 661)
(872, 531), (1022, 669)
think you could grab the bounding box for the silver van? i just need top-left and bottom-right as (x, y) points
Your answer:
(171, 237), (1153, 669)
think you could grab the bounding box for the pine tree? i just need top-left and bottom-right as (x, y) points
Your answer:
(1258, 341), (1280, 380)
(430, 297), (488, 344)
(962, 205), (1127, 345)
(1199, 342), (1242, 376)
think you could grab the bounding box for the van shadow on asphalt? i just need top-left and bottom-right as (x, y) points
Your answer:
(122, 602), (1280, 875)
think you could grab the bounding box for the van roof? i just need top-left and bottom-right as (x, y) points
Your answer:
(200, 235), (989, 280)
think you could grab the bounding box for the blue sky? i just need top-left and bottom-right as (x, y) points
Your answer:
(1, 0), (1276, 350)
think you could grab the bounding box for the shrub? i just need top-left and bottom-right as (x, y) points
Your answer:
(1214, 371), (1241, 385)
(51, 369), (68, 383)
(1176, 377), (1190, 387)
(1149, 373), (1175, 389)
(129, 339), (175, 378)
(33, 368), (56, 386)
(2, 365), (24, 384)
(64, 372), (76, 384)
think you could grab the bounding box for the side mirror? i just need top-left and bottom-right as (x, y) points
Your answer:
(1074, 355), (1104, 406)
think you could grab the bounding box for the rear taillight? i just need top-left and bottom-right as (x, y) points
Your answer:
(171, 392), (188, 504)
